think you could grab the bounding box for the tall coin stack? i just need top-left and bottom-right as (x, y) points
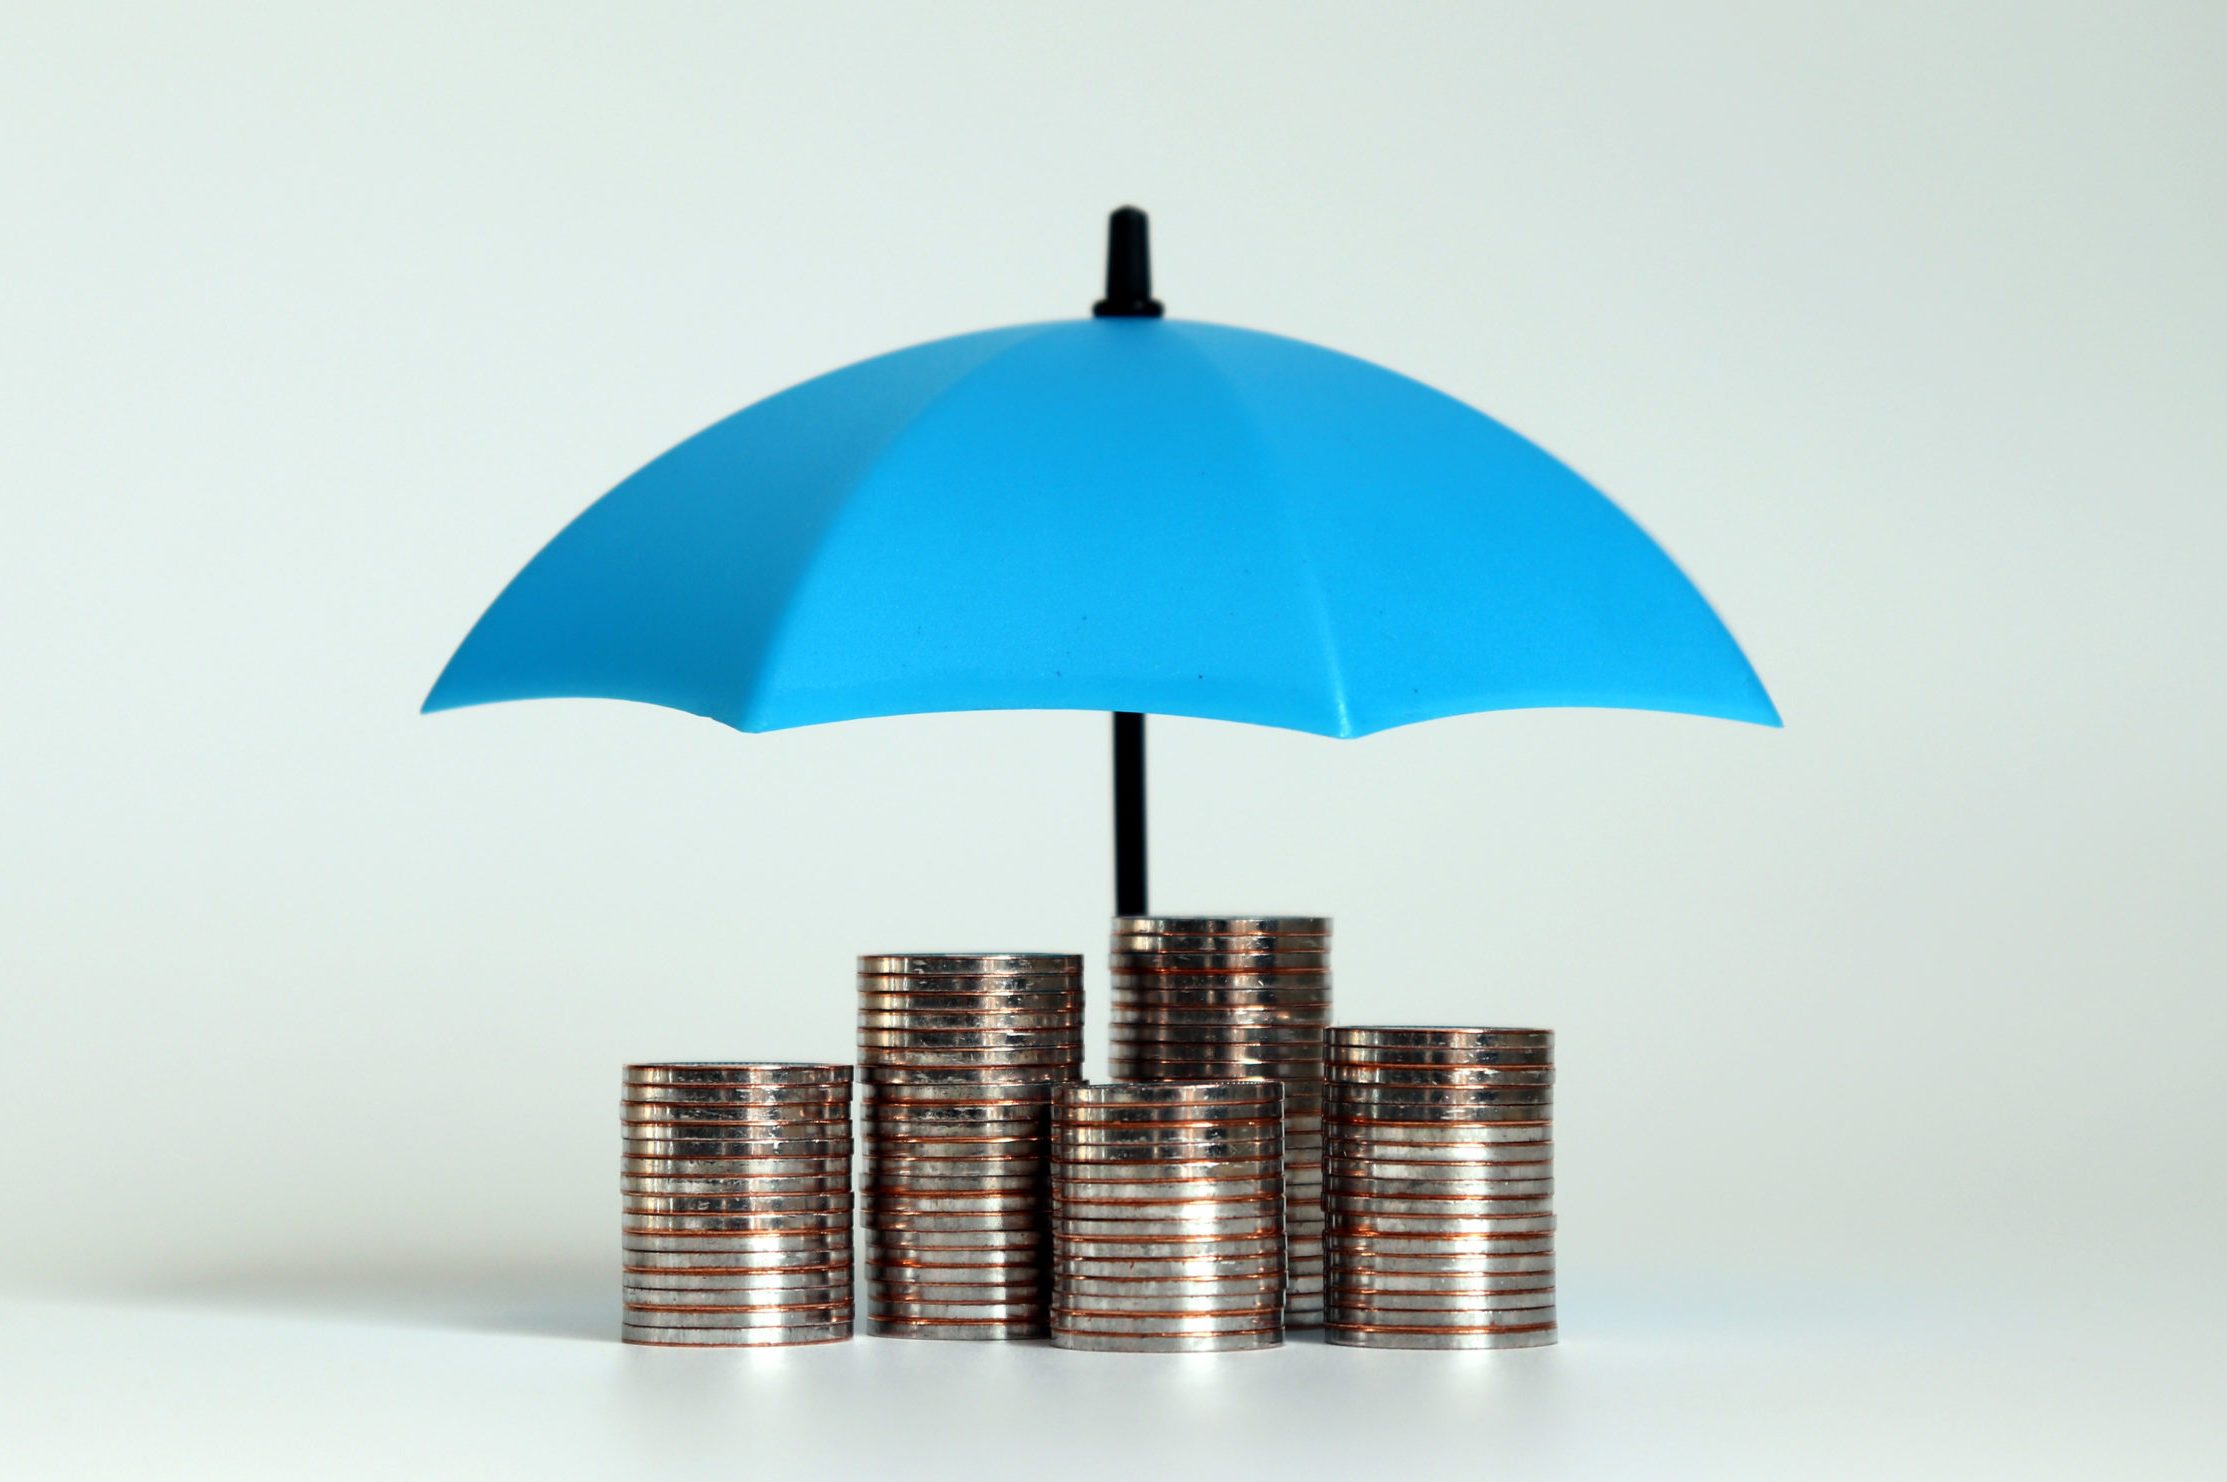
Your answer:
(1324, 1027), (1556, 1349)
(1050, 1082), (1287, 1352)
(1107, 915), (1331, 1326)
(620, 1062), (855, 1347)
(857, 953), (1084, 1339)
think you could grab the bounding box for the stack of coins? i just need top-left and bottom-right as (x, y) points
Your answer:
(1324, 1027), (1556, 1350)
(857, 953), (1084, 1339)
(1107, 916), (1331, 1325)
(620, 1062), (854, 1347)
(1050, 1082), (1287, 1352)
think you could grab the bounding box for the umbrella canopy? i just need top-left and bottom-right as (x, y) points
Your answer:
(427, 209), (1775, 907)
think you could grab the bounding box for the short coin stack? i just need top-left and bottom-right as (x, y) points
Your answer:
(1107, 915), (1331, 1325)
(1050, 1081), (1288, 1352)
(857, 953), (1084, 1339)
(1324, 1027), (1556, 1349)
(620, 1062), (855, 1347)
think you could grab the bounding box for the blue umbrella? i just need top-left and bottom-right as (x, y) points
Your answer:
(427, 209), (1776, 911)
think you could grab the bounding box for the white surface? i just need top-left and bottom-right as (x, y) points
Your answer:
(4, 2), (2224, 1476)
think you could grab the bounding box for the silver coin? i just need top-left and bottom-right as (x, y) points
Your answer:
(1051, 1328), (1282, 1353)
(1329, 1232), (1557, 1256)
(1109, 947), (1332, 969)
(859, 1049), (1081, 1070)
(624, 1264), (851, 1290)
(1106, 1009), (1331, 1032)
(860, 952), (1080, 973)
(864, 1317), (1044, 1341)
(862, 1192), (1043, 1214)
(1327, 1300), (1557, 1326)
(624, 1210), (853, 1234)
(1325, 1146), (1553, 1171)
(1325, 1325), (1555, 1351)
(857, 993), (1083, 1016)
(1326, 1046), (1552, 1069)
(1049, 1157), (1283, 1183)
(623, 1192), (851, 1215)
(1326, 1209), (1556, 1233)
(1329, 1279), (1555, 1304)
(863, 1081), (1060, 1104)
(864, 1214), (1041, 1235)
(1109, 930), (1331, 951)
(1327, 1121), (1552, 1146)
(624, 1063), (851, 1086)
(1053, 1216), (1280, 1241)
(864, 1154), (1052, 1177)
(866, 1104), (1051, 1126)
(623, 1300), (852, 1327)
(864, 1242), (1047, 1263)
(1108, 1020), (1328, 1042)
(1053, 1194), (1283, 1221)
(1056, 1178), (1283, 1202)
(1328, 1192), (1555, 1217)
(1055, 1123), (1282, 1146)
(1332, 1064), (1555, 1087)
(622, 1174), (852, 1196)
(1330, 1080), (1554, 1103)
(622, 1108), (851, 1131)
(1327, 1102), (1552, 1123)
(626, 1279), (855, 1309)
(623, 1321), (852, 1347)
(1328, 1026), (1551, 1050)
(1052, 1234), (1281, 1258)
(1111, 973), (1331, 993)
(622, 1081), (852, 1105)
(1051, 1262), (1283, 1286)
(864, 1178), (1044, 1198)
(1336, 1251), (1555, 1275)
(858, 1027), (1082, 1049)
(623, 1234), (854, 1256)
(857, 1011), (1080, 1032)
(868, 1298), (1047, 1321)
(867, 1255), (1047, 1276)
(858, 1065), (1079, 1087)
(865, 1117), (1050, 1141)
(622, 1154), (854, 1175)
(1057, 1273), (1283, 1297)
(1112, 915), (1330, 934)
(623, 1138), (854, 1160)
(1058, 1081), (1287, 1107)
(1049, 1308), (1278, 1335)
(1328, 1174), (1553, 1198)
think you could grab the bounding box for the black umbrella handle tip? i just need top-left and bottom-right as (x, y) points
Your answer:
(1093, 206), (1164, 319)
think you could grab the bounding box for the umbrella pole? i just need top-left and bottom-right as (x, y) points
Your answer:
(1096, 206), (1162, 918)
(1113, 712), (1147, 916)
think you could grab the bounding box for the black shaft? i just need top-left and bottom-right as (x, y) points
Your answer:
(1113, 712), (1147, 916)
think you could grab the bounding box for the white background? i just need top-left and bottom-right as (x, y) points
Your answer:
(3, 2), (2222, 1476)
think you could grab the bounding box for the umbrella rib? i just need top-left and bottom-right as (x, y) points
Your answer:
(1166, 329), (1356, 737)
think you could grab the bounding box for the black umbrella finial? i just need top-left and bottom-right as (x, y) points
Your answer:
(1093, 206), (1164, 319)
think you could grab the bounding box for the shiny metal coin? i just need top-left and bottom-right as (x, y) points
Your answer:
(857, 1011), (1080, 1032)
(1328, 1174), (1553, 1198)
(859, 1049), (1081, 1070)
(1328, 1193), (1555, 1218)
(624, 1062), (851, 1085)
(623, 1191), (850, 1214)
(867, 1303), (1047, 1325)
(1327, 1046), (1552, 1069)
(1053, 1233), (1281, 1257)
(1327, 1300), (1556, 1326)
(858, 1065), (1079, 1086)
(1327, 1210), (1556, 1235)
(1328, 1102), (1552, 1123)
(1050, 1308), (1278, 1335)
(624, 1210), (853, 1234)
(1325, 1325), (1555, 1351)
(1327, 1121), (1552, 1145)
(624, 1264), (851, 1290)
(864, 1213), (1040, 1233)
(1112, 915), (1329, 934)
(864, 1317), (1043, 1340)
(1057, 1274), (1283, 1298)
(622, 1174), (851, 1197)
(623, 1237), (854, 1259)
(1108, 1020), (1328, 1042)
(864, 1241), (1047, 1263)
(1058, 1081), (1286, 1107)
(622, 1081), (852, 1105)
(1330, 1232), (1557, 1256)
(1109, 949), (1332, 970)
(627, 1279), (854, 1308)
(1056, 1179), (1283, 1203)
(1336, 1253), (1555, 1276)
(623, 1300), (852, 1326)
(622, 1109), (850, 1132)
(1328, 1026), (1551, 1050)
(1051, 1328), (1280, 1352)
(1332, 1065), (1555, 1088)
(622, 1137), (853, 1160)
(1329, 1281), (1555, 1306)
(858, 1027), (1081, 1050)
(1052, 1215), (1280, 1241)
(857, 992), (1082, 1015)
(1049, 1157), (1283, 1183)
(859, 953), (1080, 974)
(621, 1153), (854, 1175)
(864, 1159), (1053, 1182)
(1051, 1259), (1283, 1284)
(1054, 1125), (1282, 1148)
(1110, 930), (1330, 951)
(862, 1193), (1043, 1215)
(623, 1321), (851, 1347)
(865, 1178), (1044, 1198)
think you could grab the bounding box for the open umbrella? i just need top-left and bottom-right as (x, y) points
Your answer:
(426, 208), (1776, 912)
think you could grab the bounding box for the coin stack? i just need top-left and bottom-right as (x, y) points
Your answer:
(620, 1062), (855, 1347)
(857, 953), (1084, 1340)
(1050, 1081), (1287, 1353)
(1324, 1027), (1556, 1350)
(1107, 916), (1330, 1325)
